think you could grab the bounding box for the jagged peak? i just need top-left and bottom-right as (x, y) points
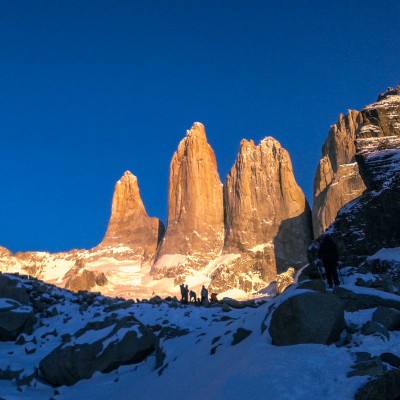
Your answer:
(377, 84), (400, 101)
(185, 122), (207, 141)
(259, 136), (282, 148)
(117, 170), (137, 184)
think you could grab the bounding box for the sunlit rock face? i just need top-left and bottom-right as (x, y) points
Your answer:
(99, 171), (165, 263)
(310, 85), (400, 268)
(151, 123), (224, 280)
(208, 137), (313, 294)
(312, 111), (366, 237)
(355, 85), (400, 190)
(313, 85), (400, 238)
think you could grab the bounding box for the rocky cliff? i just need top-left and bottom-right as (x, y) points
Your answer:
(208, 137), (312, 294)
(151, 122), (224, 281)
(310, 85), (400, 271)
(312, 111), (366, 237)
(313, 85), (400, 238)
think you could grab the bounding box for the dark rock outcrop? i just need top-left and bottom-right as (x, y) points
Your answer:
(39, 315), (158, 386)
(0, 299), (35, 341)
(355, 370), (400, 400)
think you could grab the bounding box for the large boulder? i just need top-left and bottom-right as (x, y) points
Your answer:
(372, 307), (400, 331)
(0, 274), (30, 305)
(39, 315), (158, 386)
(355, 370), (400, 400)
(268, 292), (345, 345)
(333, 287), (400, 312)
(0, 299), (35, 341)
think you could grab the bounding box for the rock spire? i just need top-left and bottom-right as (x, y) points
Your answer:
(209, 137), (313, 293)
(152, 122), (224, 279)
(100, 171), (165, 263)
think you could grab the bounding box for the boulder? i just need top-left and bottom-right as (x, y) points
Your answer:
(347, 356), (386, 377)
(361, 321), (390, 340)
(268, 292), (345, 346)
(380, 352), (400, 369)
(231, 328), (252, 345)
(0, 299), (35, 341)
(333, 287), (400, 312)
(355, 369), (400, 400)
(0, 274), (30, 305)
(297, 279), (326, 293)
(39, 315), (158, 386)
(372, 307), (400, 331)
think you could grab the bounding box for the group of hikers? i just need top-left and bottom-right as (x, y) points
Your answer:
(179, 284), (216, 305)
(176, 235), (340, 303)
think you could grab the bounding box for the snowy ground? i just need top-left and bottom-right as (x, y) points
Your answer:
(3, 270), (400, 400)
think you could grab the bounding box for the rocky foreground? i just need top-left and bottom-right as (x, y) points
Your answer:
(1, 259), (400, 400)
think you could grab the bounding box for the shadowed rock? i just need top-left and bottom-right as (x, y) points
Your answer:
(269, 292), (345, 345)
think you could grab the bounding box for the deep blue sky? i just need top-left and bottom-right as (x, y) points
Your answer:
(1, 0), (399, 253)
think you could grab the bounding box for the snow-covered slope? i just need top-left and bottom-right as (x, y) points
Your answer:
(1, 268), (400, 400)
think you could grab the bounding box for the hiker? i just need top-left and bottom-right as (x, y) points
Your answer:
(179, 284), (185, 302)
(210, 293), (218, 303)
(317, 235), (340, 288)
(183, 284), (189, 303)
(200, 285), (208, 304)
(189, 290), (197, 302)
(180, 284), (189, 303)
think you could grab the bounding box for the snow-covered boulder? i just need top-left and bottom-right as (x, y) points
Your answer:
(359, 248), (400, 282)
(39, 315), (158, 386)
(0, 299), (35, 341)
(269, 292), (345, 345)
(333, 286), (400, 312)
(372, 306), (400, 331)
(0, 274), (30, 305)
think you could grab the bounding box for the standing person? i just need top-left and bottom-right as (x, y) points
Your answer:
(201, 285), (209, 304)
(317, 235), (340, 288)
(179, 284), (185, 302)
(184, 284), (189, 303)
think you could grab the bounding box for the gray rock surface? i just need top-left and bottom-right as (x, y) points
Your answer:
(268, 292), (345, 345)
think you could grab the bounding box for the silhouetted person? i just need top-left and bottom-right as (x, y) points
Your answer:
(184, 284), (189, 303)
(180, 284), (189, 303)
(318, 235), (340, 288)
(189, 290), (197, 302)
(201, 285), (208, 304)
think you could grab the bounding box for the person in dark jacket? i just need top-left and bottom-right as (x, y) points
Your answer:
(317, 235), (340, 288)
